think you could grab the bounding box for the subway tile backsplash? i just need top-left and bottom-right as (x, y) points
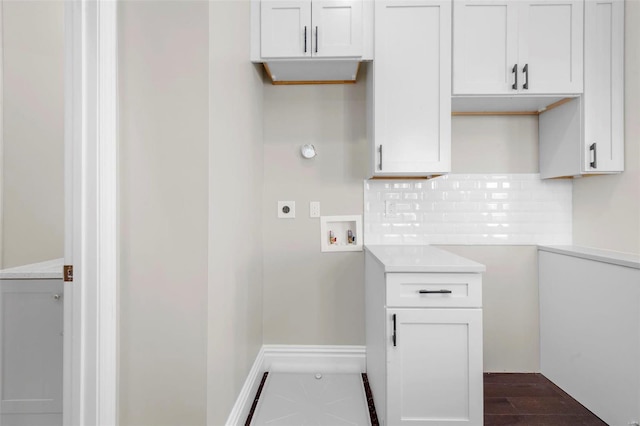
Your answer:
(364, 174), (572, 245)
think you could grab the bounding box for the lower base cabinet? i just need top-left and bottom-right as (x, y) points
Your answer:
(387, 309), (483, 425)
(539, 249), (640, 426)
(365, 249), (484, 425)
(0, 279), (63, 426)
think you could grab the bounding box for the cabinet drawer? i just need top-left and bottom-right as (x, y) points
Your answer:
(386, 273), (482, 308)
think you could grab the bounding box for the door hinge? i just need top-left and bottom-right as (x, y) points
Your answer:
(64, 265), (74, 282)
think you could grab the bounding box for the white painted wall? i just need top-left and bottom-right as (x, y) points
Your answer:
(262, 67), (368, 345)
(208, 1), (264, 425)
(118, 2), (208, 425)
(573, 2), (640, 255)
(2, 1), (64, 268)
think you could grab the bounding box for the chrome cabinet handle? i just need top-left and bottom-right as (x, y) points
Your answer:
(315, 26), (318, 53)
(53, 294), (61, 300)
(590, 143), (597, 169)
(419, 289), (453, 294)
(378, 145), (383, 171)
(523, 64), (529, 90)
(304, 26), (307, 53)
(512, 64), (518, 90)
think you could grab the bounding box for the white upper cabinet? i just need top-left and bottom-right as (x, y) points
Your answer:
(453, 0), (583, 95)
(260, 0), (363, 59)
(370, 0), (451, 176)
(453, 1), (518, 95)
(539, 0), (624, 178)
(312, 1), (363, 57)
(581, 0), (624, 173)
(261, 1), (312, 58)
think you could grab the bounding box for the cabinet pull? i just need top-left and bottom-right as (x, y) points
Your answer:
(315, 26), (318, 53)
(511, 64), (518, 90)
(378, 145), (383, 171)
(590, 143), (597, 169)
(392, 314), (397, 347)
(523, 64), (529, 90)
(304, 26), (307, 53)
(419, 289), (453, 294)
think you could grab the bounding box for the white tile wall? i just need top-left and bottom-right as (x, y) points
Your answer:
(364, 174), (572, 245)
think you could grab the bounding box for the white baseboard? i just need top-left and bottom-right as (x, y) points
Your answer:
(226, 345), (366, 426)
(225, 346), (265, 426)
(263, 345), (366, 374)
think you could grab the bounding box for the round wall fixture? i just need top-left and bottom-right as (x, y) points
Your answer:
(301, 144), (317, 159)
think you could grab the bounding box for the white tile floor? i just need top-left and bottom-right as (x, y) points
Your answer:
(251, 372), (371, 426)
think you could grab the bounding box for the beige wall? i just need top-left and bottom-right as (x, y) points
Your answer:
(442, 245), (540, 372)
(2, 1), (64, 268)
(118, 2), (209, 425)
(208, 1), (264, 424)
(447, 115), (541, 372)
(262, 67), (368, 345)
(573, 1), (640, 255)
(451, 115), (538, 173)
(261, 74), (541, 371)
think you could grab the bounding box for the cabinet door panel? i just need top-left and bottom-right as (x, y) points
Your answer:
(387, 309), (483, 425)
(261, 0), (312, 58)
(518, 1), (583, 94)
(453, 1), (518, 95)
(312, 1), (362, 57)
(373, 0), (450, 175)
(583, 0), (624, 172)
(0, 280), (63, 418)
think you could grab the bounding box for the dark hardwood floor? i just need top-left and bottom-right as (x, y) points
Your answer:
(484, 373), (608, 425)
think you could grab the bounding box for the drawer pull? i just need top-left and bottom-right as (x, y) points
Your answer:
(419, 289), (453, 294)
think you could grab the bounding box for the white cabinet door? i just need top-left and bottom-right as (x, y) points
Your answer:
(0, 280), (63, 422)
(260, 0), (362, 59)
(453, 0), (583, 96)
(539, 0), (623, 178)
(453, 0), (519, 95)
(261, 0), (312, 58)
(518, 0), (583, 94)
(311, 1), (363, 57)
(372, 0), (451, 176)
(387, 309), (483, 425)
(582, 0), (624, 172)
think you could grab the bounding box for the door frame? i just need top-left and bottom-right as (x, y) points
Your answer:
(63, 1), (117, 425)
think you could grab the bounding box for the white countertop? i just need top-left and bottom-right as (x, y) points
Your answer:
(365, 245), (486, 273)
(538, 245), (640, 270)
(0, 258), (64, 279)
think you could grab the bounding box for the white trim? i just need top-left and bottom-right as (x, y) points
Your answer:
(63, 0), (118, 425)
(0, 0), (4, 270)
(225, 345), (367, 426)
(225, 347), (266, 426)
(97, 1), (118, 424)
(263, 345), (366, 374)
